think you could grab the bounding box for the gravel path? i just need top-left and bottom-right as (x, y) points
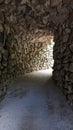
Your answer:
(0, 69), (73, 130)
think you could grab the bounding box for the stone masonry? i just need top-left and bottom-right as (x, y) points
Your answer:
(0, 0), (73, 105)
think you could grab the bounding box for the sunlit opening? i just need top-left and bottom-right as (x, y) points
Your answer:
(43, 36), (55, 69)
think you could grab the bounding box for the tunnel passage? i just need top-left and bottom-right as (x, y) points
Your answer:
(0, 0), (73, 105)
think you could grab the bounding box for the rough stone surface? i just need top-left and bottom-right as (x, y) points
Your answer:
(0, 0), (73, 105)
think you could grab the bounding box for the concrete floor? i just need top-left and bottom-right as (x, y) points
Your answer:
(0, 69), (73, 130)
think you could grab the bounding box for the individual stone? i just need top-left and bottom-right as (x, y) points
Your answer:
(0, 12), (4, 24)
(0, 32), (4, 43)
(0, 0), (4, 4)
(69, 44), (73, 53)
(50, 0), (62, 7)
(0, 24), (3, 32)
(5, 0), (11, 4)
(20, 0), (27, 4)
(70, 0), (73, 9)
(69, 63), (73, 72)
(63, 0), (71, 4)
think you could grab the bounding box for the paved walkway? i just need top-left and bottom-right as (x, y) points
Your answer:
(0, 69), (73, 130)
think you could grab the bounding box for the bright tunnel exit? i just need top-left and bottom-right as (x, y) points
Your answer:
(26, 32), (55, 72)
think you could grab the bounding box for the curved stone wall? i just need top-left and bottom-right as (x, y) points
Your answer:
(0, 0), (73, 105)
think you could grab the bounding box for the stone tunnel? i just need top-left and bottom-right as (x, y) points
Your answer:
(0, 0), (73, 105)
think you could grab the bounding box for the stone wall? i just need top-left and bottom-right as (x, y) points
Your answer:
(0, 0), (73, 105)
(52, 0), (73, 105)
(0, 1), (54, 99)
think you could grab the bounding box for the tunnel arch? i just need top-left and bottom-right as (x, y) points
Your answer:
(0, 0), (73, 105)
